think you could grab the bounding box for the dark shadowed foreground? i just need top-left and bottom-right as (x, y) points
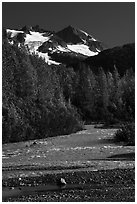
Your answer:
(2, 168), (135, 202)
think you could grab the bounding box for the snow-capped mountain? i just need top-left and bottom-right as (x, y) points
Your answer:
(6, 25), (104, 65)
(56, 25), (103, 52)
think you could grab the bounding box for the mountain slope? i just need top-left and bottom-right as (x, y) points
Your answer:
(5, 25), (104, 65)
(84, 43), (135, 75)
(56, 25), (104, 52)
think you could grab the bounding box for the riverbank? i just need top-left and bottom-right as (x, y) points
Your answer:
(3, 167), (135, 202)
(3, 125), (135, 201)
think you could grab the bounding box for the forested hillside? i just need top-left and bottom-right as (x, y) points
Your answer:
(71, 63), (134, 123)
(2, 32), (135, 143)
(2, 38), (83, 143)
(84, 43), (135, 76)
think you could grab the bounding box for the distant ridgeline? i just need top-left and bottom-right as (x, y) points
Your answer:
(3, 26), (135, 75)
(84, 43), (135, 76)
(70, 43), (135, 76)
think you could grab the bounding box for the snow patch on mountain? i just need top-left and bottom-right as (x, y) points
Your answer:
(96, 48), (101, 52)
(79, 29), (97, 42)
(25, 31), (50, 44)
(22, 31), (59, 65)
(37, 52), (60, 65)
(67, 44), (98, 56)
(7, 29), (24, 38)
(91, 37), (97, 42)
(6, 27), (103, 65)
(24, 31), (50, 51)
(56, 45), (71, 53)
(79, 29), (89, 37)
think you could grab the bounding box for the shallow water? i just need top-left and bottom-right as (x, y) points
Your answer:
(3, 182), (134, 200)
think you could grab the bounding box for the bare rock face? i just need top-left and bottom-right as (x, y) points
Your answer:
(56, 25), (104, 51)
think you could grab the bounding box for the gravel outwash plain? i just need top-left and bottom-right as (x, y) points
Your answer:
(2, 125), (135, 201)
(3, 168), (135, 202)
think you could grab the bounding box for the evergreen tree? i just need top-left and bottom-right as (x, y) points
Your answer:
(121, 69), (135, 121)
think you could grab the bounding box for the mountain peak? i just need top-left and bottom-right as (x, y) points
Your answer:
(56, 26), (83, 44)
(66, 25), (74, 28)
(56, 25), (104, 52)
(65, 25), (76, 30)
(5, 25), (104, 65)
(20, 25), (33, 34)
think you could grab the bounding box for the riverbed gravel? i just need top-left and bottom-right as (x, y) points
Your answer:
(3, 168), (135, 202)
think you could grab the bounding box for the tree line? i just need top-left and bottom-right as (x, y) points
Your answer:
(71, 63), (134, 125)
(2, 38), (135, 143)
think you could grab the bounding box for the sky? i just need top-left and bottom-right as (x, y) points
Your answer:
(2, 2), (135, 48)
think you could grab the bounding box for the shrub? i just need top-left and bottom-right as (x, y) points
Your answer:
(114, 122), (135, 145)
